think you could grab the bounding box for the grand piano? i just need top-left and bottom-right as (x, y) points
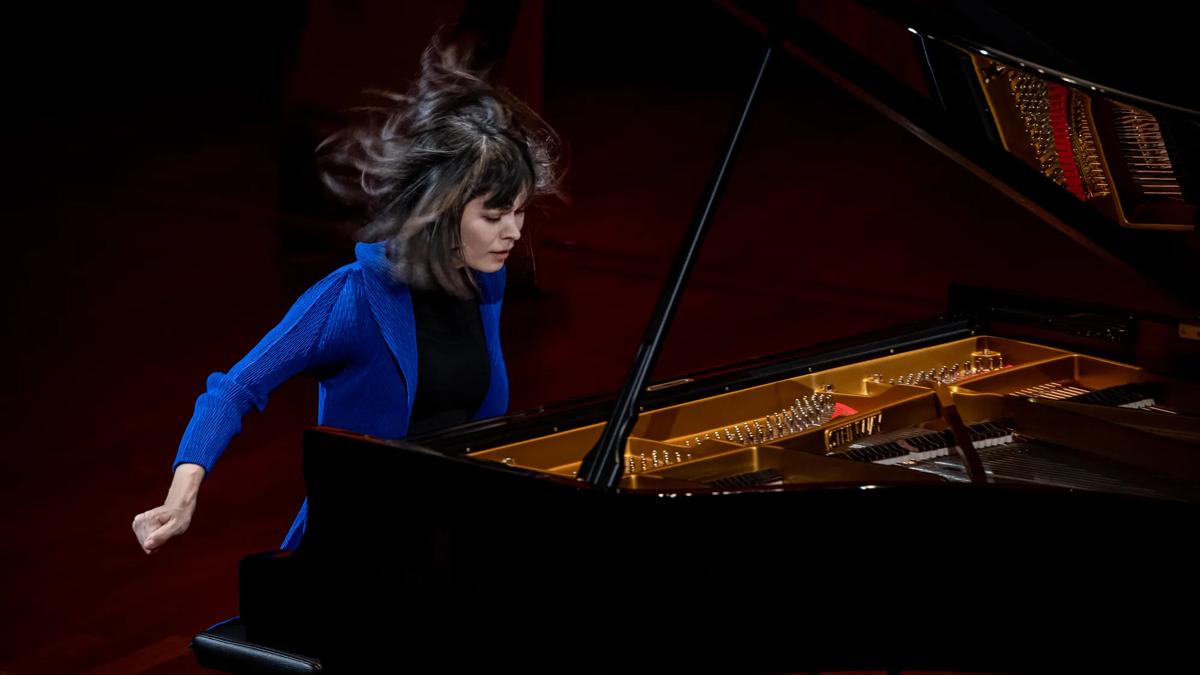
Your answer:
(194, 2), (1199, 672)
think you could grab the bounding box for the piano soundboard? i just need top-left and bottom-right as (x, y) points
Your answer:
(471, 335), (1199, 499)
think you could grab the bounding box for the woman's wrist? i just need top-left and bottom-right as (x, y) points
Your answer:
(166, 463), (206, 508)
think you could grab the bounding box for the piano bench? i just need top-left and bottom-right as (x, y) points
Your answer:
(191, 618), (322, 674)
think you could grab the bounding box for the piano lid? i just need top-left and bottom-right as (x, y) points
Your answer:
(721, 0), (1200, 307)
(555, 1), (1200, 486)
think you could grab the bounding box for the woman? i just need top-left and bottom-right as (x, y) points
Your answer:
(132, 40), (561, 554)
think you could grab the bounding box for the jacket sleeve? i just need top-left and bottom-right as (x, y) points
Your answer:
(172, 268), (352, 474)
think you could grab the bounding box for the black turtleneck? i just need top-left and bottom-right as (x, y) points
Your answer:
(406, 285), (490, 436)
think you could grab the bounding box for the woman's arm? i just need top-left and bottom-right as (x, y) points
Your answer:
(173, 269), (353, 473)
(133, 267), (353, 553)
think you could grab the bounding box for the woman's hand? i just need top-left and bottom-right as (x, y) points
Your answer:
(133, 463), (205, 554)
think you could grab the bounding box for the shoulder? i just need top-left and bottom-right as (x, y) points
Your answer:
(299, 262), (358, 304)
(285, 250), (379, 325)
(316, 241), (392, 298)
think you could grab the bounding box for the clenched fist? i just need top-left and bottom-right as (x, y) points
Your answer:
(133, 463), (205, 554)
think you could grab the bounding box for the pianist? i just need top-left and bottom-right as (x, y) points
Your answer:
(132, 39), (562, 555)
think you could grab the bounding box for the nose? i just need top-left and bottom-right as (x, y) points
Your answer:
(502, 214), (522, 241)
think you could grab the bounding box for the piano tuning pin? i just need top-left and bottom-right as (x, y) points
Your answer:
(684, 440), (690, 448)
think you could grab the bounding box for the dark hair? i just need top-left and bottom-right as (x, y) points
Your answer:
(318, 40), (562, 297)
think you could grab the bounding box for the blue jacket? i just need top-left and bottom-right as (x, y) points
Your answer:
(173, 241), (509, 549)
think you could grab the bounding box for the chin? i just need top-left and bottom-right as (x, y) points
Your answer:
(469, 259), (504, 274)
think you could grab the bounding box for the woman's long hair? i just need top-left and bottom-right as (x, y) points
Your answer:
(318, 39), (562, 298)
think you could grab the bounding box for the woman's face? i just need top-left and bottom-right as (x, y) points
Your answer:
(459, 194), (524, 273)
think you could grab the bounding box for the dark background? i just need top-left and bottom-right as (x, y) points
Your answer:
(1, 1), (1191, 672)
